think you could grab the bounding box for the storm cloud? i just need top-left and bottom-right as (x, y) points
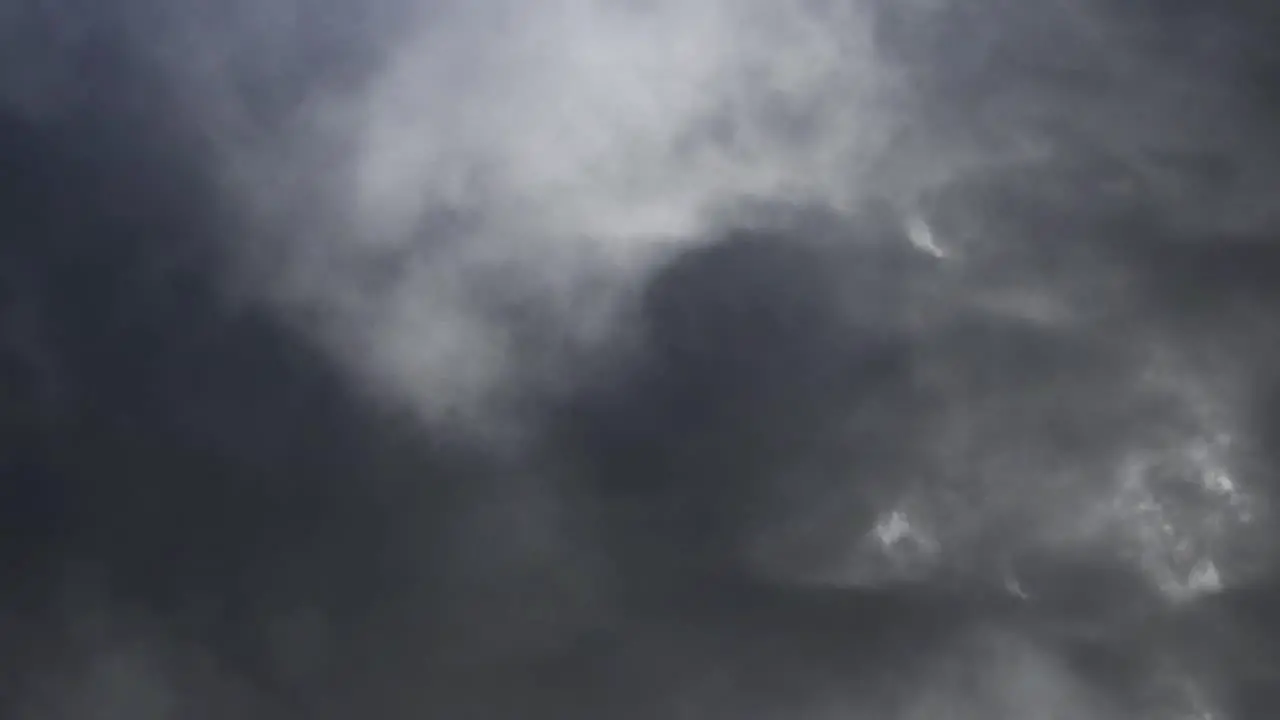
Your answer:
(2, 1), (1280, 718)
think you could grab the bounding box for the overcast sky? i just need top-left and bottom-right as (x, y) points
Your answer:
(2, 1), (1280, 718)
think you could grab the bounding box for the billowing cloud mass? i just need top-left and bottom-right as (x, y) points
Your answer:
(201, 0), (1279, 592)
(184, 0), (1280, 423)
(205, 0), (903, 424)
(3, 0), (1280, 718)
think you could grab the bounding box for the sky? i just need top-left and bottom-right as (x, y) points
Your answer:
(2, 0), (1280, 718)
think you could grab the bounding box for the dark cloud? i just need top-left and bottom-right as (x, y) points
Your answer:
(3, 1), (1280, 719)
(0, 101), (467, 715)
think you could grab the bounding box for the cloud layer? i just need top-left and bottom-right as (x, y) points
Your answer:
(3, 1), (1280, 718)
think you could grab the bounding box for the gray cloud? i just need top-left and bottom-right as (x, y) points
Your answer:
(144, 0), (1273, 433)
(4, 1), (1280, 718)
